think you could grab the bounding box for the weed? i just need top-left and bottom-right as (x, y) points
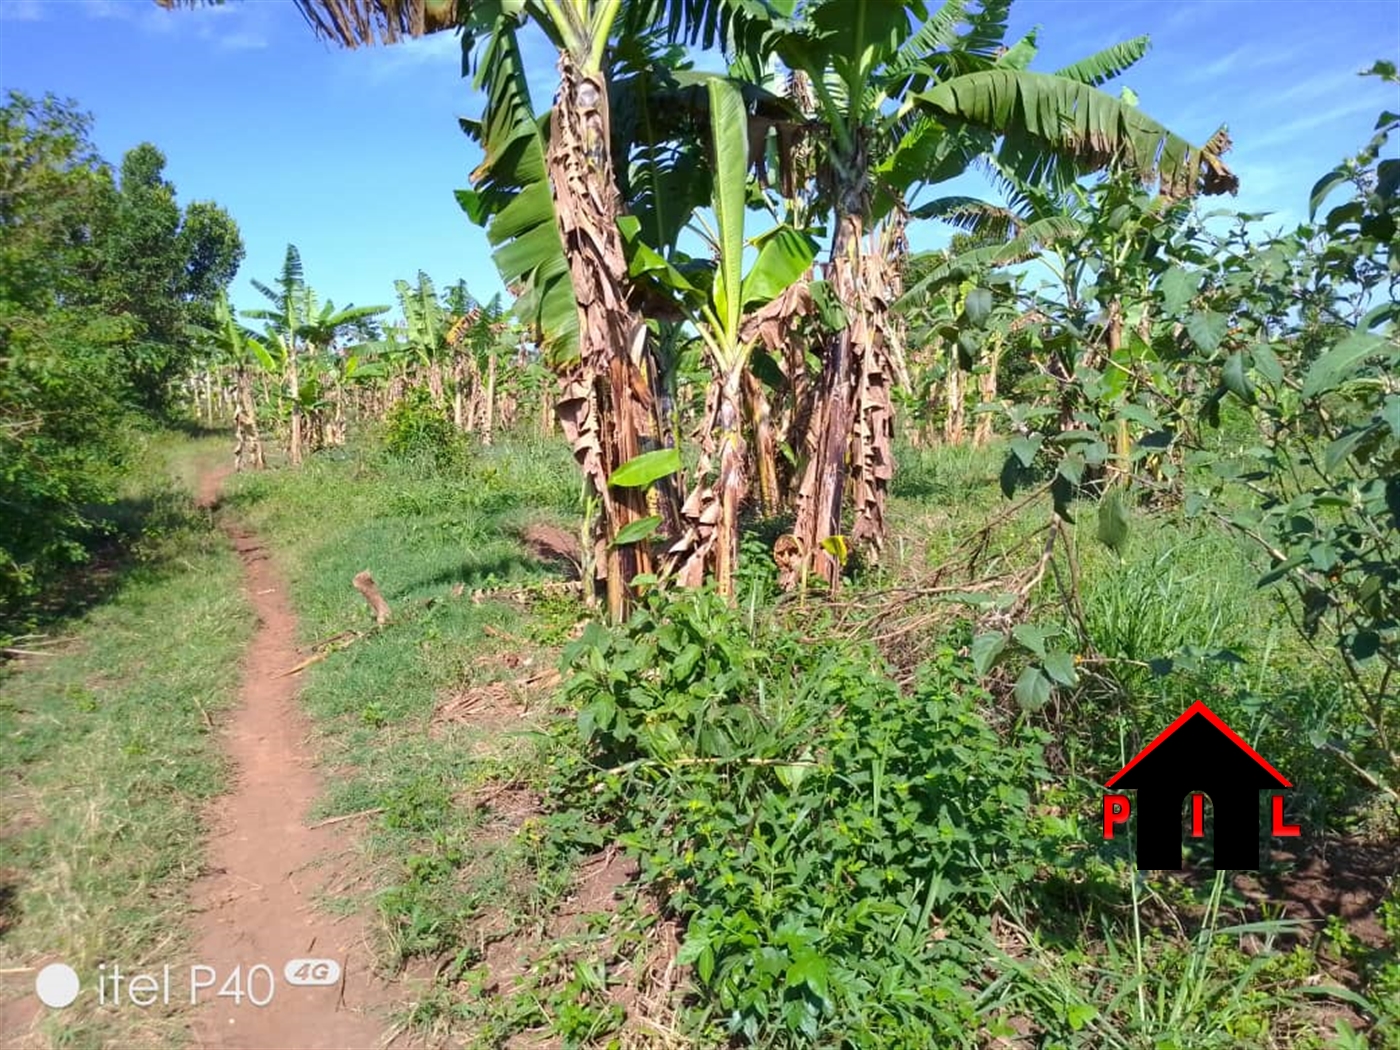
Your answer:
(543, 588), (1063, 1045)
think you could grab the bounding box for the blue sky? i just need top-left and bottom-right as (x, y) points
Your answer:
(2, 0), (1397, 318)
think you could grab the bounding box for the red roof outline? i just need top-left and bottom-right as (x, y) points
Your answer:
(1105, 701), (1291, 788)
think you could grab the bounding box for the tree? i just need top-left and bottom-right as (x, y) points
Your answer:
(191, 290), (268, 469)
(243, 243), (388, 463)
(92, 144), (245, 414)
(619, 77), (816, 597)
(243, 0), (756, 619)
(762, 2), (1237, 587)
(1, 91), (242, 615)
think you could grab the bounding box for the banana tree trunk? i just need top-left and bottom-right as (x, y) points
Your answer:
(1107, 298), (1129, 478)
(847, 218), (903, 557)
(974, 337), (1002, 448)
(782, 209), (864, 589)
(483, 351), (496, 446)
(288, 351), (303, 467)
(331, 382), (346, 446)
(945, 352), (966, 444)
(427, 359), (445, 406)
(672, 366), (746, 599)
(234, 366), (260, 471)
(548, 53), (680, 620)
(452, 354), (466, 430)
(744, 369), (779, 516)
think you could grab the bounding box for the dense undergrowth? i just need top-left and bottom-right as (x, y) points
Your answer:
(220, 430), (1396, 1049)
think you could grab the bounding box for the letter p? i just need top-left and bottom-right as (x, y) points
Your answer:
(190, 966), (215, 1005)
(1103, 793), (1131, 839)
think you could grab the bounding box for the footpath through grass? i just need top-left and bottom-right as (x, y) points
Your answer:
(0, 434), (254, 1048)
(221, 435), (593, 1041)
(222, 430), (1398, 1049)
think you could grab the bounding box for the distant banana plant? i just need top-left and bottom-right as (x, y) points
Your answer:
(241, 244), (388, 464)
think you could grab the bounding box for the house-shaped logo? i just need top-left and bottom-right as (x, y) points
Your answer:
(1102, 701), (1300, 870)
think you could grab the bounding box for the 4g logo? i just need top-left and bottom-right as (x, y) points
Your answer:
(1101, 702), (1301, 871)
(284, 958), (342, 987)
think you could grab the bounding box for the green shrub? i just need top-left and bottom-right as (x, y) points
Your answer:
(543, 590), (1062, 1045)
(381, 389), (468, 468)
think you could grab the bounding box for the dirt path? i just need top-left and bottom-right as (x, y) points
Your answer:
(189, 464), (394, 1049)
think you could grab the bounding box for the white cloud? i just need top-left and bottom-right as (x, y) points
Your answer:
(1257, 68), (1376, 108)
(74, 0), (270, 45)
(356, 28), (464, 83)
(1181, 42), (1304, 85)
(1243, 96), (1384, 151)
(1161, 3), (1219, 34)
(219, 30), (268, 51)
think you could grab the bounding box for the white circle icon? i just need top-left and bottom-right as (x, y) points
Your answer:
(35, 963), (80, 1008)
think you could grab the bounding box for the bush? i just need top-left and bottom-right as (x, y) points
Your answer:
(543, 590), (1062, 1045)
(381, 389), (469, 468)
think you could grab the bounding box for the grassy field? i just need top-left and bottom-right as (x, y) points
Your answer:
(221, 434), (595, 1042)
(221, 430), (1397, 1047)
(0, 434), (255, 1048)
(3, 427), (1395, 1049)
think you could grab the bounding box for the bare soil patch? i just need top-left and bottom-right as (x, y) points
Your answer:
(188, 465), (398, 1049)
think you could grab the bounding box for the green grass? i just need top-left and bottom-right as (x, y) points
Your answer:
(219, 435), (589, 1040)
(0, 435), (254, 1048)
(129, 429), (1387, 1049)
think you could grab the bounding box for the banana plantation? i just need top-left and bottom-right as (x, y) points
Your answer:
(2, 1), (1397, 1048)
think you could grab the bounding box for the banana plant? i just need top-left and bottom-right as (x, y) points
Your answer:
(242, 245), (387, 463)
(189, 290), (268, 469)
(621, 78), (816, 598)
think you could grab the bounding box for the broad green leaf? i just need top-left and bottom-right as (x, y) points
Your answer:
(617, 215), (702, 300)
(740, 226), (817, 310)
(456, 22), (577, 361)
(970, 632), (1007, 676)
(1301, 333), (1386, 397)
(1010, 434), (1042, 467)
(964, 287), (994, 327)
(676, 932), (710, 966)
(1053, 37), (1150, 87)
(1308, 169), (1349, 221)
(1158, 266), (1200, 315)
(708, 77), (748, 343)
(820, 534), (849, 565)
(612, 515), (662, 546)
(247, 338), (276, 373)
(1323, 428), (1374, 474)
(1222, 351), (1255, 405)
(1013, 667), (1052, 712)
(1043, 651), (1078, 686)
(608, 448), (681, 488)
(1096, 488), (1130, 553)
(1382, 396), (1400, 437)
(1258, 553), (1308, 587)
(1186, 310), (1228, 353)
(1057, 453), (1085, 486)
(810, 280), (847, 330)
(913, 70), (1237, 198)
(1012, 623), (1052, 657)
(956, 329), (981, 368)
(785, 951), (830, 999)
(1251, 342), (1283, 386)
